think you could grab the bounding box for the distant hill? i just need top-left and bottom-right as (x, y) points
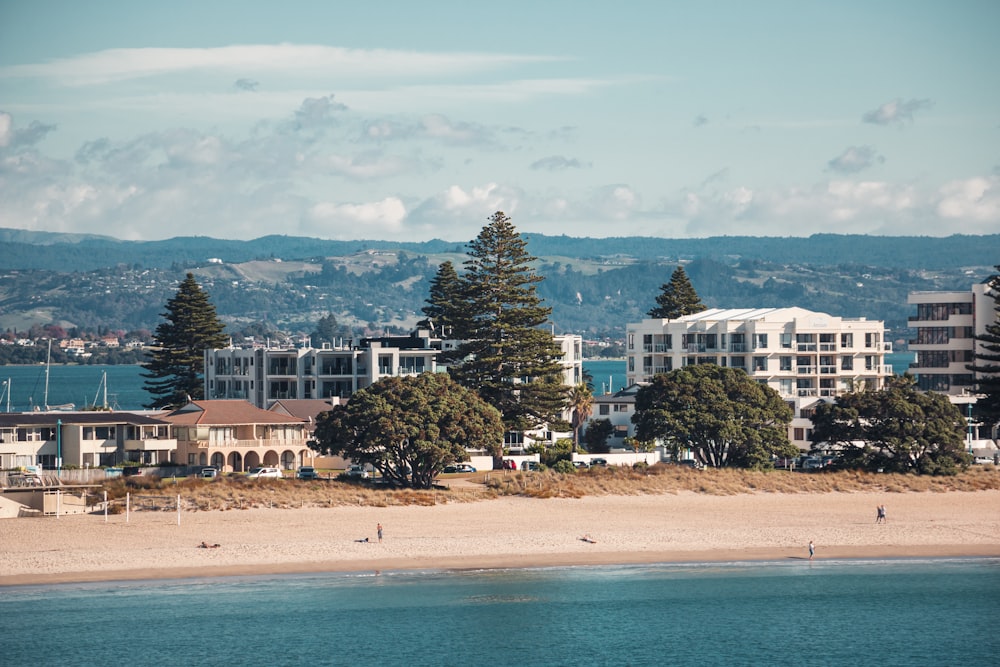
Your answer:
(0, 228), (995, 341)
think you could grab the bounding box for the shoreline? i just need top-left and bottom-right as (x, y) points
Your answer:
(3, 491), (998, 587)
(4, 544), (998, 588)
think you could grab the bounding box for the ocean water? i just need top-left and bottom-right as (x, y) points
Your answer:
(1, 559), (997, 667)
(0, 364), (151, 412)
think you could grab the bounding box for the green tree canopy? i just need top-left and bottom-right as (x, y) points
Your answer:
(142, 273), (228, 409)
(810, 375), (968, 475)
(310, 372), (504, 488)
(583, 418), (614, 454)
(448, 212), (571, 453)
(969, 266), (1000, 433)
(569, 382), (594, 453)
(311, 313), (352, 348)
(648, 265), (708, 319)
(632, 365), (796, 468)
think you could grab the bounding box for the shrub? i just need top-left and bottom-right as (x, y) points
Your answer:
(552, 460), (577, 474)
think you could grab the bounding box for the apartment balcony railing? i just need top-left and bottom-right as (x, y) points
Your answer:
(653, 344), (670, 352)
(125, 438), (177, 451)
(797, 389), (818, 397)
(642, 344), (653, 352)
(687, 345), (706, 353)
(797, 366), (817, 374)
(796, 343), (817, 351)
(730, 343), (746, 352)
(191, 438), (309, 450)
(819, 366), (838, 374)
(819, 343), (837, 351)
(820, 389), (838, 397)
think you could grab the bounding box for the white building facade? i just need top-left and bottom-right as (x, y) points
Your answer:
(205, 329), (440, 410)
(625, 308), (892, 450)
(907, 282), (994, 395)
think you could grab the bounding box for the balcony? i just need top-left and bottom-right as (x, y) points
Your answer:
(797, 366), (817, 374)
(796, 343), (817, 351)
(819, 343), (837, 352)
(797, 389), (818, 397)
(125, 438), (177, 451)
(819, 366), (837, 374)
(730, 343), (746, 352)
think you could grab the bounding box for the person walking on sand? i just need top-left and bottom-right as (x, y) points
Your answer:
(377, 523), (383, 543)
(876, 504), (886, 524)
(808, 540), (815, 560)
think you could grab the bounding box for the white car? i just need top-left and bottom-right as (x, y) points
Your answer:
(345, 464), (369, 479)
(247, 466), (283, 479)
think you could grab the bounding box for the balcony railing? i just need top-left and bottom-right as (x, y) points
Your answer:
(796, 343), (817, 351)
(819, 366), (838, 374)
(797, 366), (816, 374)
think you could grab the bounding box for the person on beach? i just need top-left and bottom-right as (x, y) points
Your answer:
(808, 540), (815, 560)
(876, 505), (886, 524)
(377, 523), (383, 543)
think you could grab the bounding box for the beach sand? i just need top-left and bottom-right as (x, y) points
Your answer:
(2, 490), (998, 586)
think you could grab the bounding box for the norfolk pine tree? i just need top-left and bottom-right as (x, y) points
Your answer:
(448, 212), (571, 459)
(142, 273), (228, 409)
(968, 266), (1000, 434)
(421, 261), (469, 363)
(648, 265), (707, 319)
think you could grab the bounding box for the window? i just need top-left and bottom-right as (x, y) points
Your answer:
(753, 356), (767, 371)
(841, 333), (853, 348)
(599, 405), (610, 415)
(780, 356), (792, 371)
(753, 333), (768, 349)
(841, 356), (854, 370)
(781, 333), (793, 349)
(794, 428), (805, 441)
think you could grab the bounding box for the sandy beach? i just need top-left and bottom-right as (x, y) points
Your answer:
(2, 490), (998, 586)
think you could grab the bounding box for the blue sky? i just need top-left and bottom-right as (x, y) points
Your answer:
(1, 0), (998, 242)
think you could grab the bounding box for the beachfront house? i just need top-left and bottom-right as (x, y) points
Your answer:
(163, 400), (311, 473)
(0, 411), (176, 469)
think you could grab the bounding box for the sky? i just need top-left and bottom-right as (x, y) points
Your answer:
(0, 0), (998, 243)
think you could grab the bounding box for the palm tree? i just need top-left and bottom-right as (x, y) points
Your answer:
(569, 382), (594, 453)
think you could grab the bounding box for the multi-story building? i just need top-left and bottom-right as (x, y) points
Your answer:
(205, 329), (441, 410)
(625, 308), (892, 450)
(0, 411), (176, 469)
(162, 400), (310, 472)
(907, 282), (994, 395)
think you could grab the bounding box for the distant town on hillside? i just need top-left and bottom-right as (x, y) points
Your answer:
(0, 229), (995, 357)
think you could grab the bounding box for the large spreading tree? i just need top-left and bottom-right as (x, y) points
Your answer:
(632, 364), (796, 468)
(446, 212), (571, 460)
(648, 265), (707, 319)
(311, 372), (504, 488)
(142, 273), (228, 409)
(968, 266), (1000, 435)
(810, 375), (968, 475)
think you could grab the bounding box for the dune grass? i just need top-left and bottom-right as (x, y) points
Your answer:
(103, 463), (1000, 511)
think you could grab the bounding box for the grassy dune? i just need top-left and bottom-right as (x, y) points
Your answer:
(105, 463), (1000, 512)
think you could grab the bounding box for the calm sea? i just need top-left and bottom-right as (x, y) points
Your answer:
(1, 559), (996, 666)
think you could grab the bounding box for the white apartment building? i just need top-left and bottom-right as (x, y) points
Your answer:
(907, 282), (994, 395)
(625, 308), (892, 450)
(205, 329), (441, 410)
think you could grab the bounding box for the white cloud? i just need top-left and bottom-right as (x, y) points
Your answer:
(305, 197), (407, 238)
(936, 177), (999, 223)
(0, 44), (556, 86)
(827, 145), (885, 173)
(862, 98), (933, 126)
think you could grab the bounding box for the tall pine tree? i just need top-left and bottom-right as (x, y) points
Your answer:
(648, 265), (707, 319)
(969, 266), (1000, 433)
(143, 273), (228, 409)
(448, 212), (570, 451)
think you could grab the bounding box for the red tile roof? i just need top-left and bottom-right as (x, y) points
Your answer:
(161, 400), (307, 426)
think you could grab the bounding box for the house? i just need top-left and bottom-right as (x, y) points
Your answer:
(162, 400), (310, 473)
(626, 307), (892, 450)
(0, 411), (175, 469)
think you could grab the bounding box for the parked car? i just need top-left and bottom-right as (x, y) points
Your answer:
(247, 466), (283, 479)
(200, 467), (218, 479)
(572, 460), (590, 469)
(296, 466), (319, 480)
(589, 458), (608, 467)
(521, 461), (541, 471)
(972, 456), (995, 465)
(345, 464), (369, 479)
